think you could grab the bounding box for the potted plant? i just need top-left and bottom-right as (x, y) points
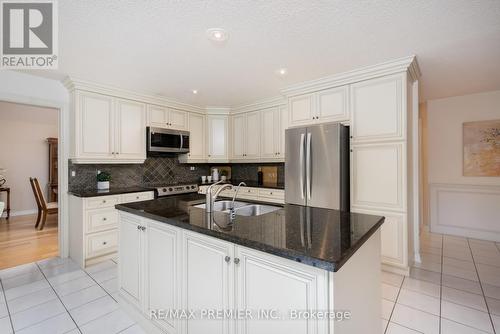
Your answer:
(97, 171), (111, 190)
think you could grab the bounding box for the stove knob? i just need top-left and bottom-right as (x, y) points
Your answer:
(191, 185), (196, 189)
(168, 188), (173, 192)
(162, 188), (167, 192)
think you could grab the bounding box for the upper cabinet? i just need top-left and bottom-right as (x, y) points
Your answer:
(260, 107), (286, 160)
(231, 111), (261, 160)
(207, 115), (229, 162)
(288, 85), (348, 127)
(350, 74), (405, 143)
(72, 91), (146, 164)
(184, 112), (205, 161)
(147, 105), (187, 130)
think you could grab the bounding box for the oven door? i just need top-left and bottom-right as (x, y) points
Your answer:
(147, 127), (190, 153)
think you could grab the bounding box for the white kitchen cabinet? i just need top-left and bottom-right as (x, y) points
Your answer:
(232, 114), (246, 159)
(231, 111), (261, 160)
(198, 185), (284, 204)
(279, 105), (287, 158)
(75, 91), (115, 160)
(351, 142), (405, 212)
(289, 93), (315, 126)
(115, 99), (146, 160)
(147, 105), (188, 130)
(186, 113), (205, 160)
(288, 86), (348, 127)
(235, 246), (328, 334)
(71, 90), (146, 163)
(351, 74), (405, 142)
(69, 191), (154, 268)
(181, 231), (234, 334)
(260, 107), (280, 159)
(118, 214), (144, 310)
(145, 220), (181, 334)
(207, 115), (229, 161)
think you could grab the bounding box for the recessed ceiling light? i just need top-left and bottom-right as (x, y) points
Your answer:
(192, 89), (198, 95)
(206, 28), (228, 42)
(276, 68), (288, 76)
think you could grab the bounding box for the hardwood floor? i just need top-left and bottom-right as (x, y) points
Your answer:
(0, 213), (58, 269)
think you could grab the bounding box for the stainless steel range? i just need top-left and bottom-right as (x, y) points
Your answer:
(153, 183), (199, 198)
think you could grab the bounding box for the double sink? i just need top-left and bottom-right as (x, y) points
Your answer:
(194, 200), (281, 217)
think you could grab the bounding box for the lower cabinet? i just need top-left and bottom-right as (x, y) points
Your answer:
(118, 212), (329, 334)
(118, 214), (144, 309)
(181, 231), (234, 334)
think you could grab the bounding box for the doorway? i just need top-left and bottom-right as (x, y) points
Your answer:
(0, 101), (59, 269)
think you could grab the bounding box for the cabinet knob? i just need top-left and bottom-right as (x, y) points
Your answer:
(270, 192), (273, 195)
(102, 200), (106, 203)
(136, 196), (140, 199)
(103, 217), (107, 221)
(234, 258), (240, 265)
(137, 225), (141, 230)
(225, 256), (231, 263)
(102, 241), (107, 245)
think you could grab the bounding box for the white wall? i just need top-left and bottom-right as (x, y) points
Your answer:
(427, 90), (500, 241)
(0, 102), (58, 215)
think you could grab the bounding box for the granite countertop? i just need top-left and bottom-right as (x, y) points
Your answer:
(68, 186), (154, 197)
(115, 194), (384, 272)
(199, 179), (285, 190)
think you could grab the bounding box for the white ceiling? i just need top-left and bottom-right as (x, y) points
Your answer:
(39, 0), (500, 106)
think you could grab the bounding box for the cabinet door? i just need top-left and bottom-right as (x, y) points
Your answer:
(245, 111), (260, 159)
(207, 115), (228, 160)
(231, 114), (246, 159)
(351, 74), (404, 142)
(115, 99), (146, 160)
(279, 105), (287, 158)
(288, 93), (315, 126)
(169, 108), (188, 130)
(317, 86), (349, 122)
(187, 113), (205, 159)
(145, 221), (180, 333)
(182, 232), (234, 334)
(77, 91), (114, 159)
(118, 214), (143, 310)
(351, 143), (405, 212)
(260, 107), (279, 159)
(148, 105), (167, 128)
(235, 246), (328, 334)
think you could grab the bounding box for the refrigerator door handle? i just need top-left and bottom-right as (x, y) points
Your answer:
(306, 132), (312, 200)
(299, 133), (305, 199)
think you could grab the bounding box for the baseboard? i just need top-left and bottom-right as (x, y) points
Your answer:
(382, 263), (410, 276)
(1, 209), (37, 218)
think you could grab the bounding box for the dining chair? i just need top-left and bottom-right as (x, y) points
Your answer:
(30, 177), (58, 230)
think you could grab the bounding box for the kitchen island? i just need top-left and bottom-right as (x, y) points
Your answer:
(115, 194), (384, 334)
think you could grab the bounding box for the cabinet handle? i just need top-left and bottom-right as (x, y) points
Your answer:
(225, 256), (231, 263)
(234, 258), (240, 265)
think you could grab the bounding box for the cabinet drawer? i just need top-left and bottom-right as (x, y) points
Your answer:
(238, 187), (259, 199)
(86, 195), (120, 209)
(258, 189), (284, 199)
(86, 208), (118, 233)
(86, 230), (118, 258)
(121, 191), (154, 204)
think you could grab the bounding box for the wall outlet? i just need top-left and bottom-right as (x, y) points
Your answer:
(71, 170), (76, 177)
(190, 166), (196, 171)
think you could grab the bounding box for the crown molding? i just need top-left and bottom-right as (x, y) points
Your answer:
(231, 96), (286, 114)
(205, 107), (232, 115)
(281, 55), (421, 97)
(62, 77), (206, 114)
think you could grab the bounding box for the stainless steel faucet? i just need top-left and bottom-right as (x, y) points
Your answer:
(229, 182), (246, 219)
(206, 180), (232, 213)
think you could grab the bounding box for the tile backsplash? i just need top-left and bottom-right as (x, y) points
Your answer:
(69, 157), (284, 190)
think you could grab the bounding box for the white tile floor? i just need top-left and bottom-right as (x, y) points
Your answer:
(0, 256), (143, 334)
(1, 230), (500, 333)
(382, 231), (500, 334)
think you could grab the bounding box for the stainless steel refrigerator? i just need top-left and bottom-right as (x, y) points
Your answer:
(285, 122), (350, 211)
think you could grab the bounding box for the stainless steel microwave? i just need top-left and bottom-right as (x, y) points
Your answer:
(147, 127), (189, 154)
